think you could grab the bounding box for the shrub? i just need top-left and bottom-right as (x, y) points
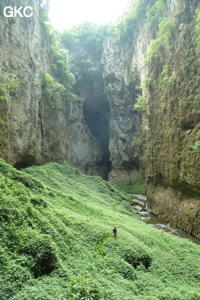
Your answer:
(134, 95), (148, 112)
(18, 229), (59, 278)
(145, 39), (163, 65)
(0, 73), (21, 101)
(0, 264), (31, 299)
(145, 19), (175, 65)
(160, 65), (176, 87)
(142, 77), (152, 91)
(64, 277), (101, 300)
(159, 19), (176, 39)
(124, 249), (152, 269)
(146, 0), (166, 33)
(41, 71), (66, 108)
(40, 9), (76, 102)
(117, 261), (137, 280)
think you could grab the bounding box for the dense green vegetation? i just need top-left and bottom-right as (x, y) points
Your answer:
(134, 96), (148, 113)
(0, 73), (21, 102)
(61, 23), (108, 58)
(112, 0), (166, 41)
(0, 160), (200, 299)
(41, 71), (65, 109)
(39, 4), (76, 105)
(114, 178), (146, 195)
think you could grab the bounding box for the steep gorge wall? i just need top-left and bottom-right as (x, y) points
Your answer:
(109, 0), (200, 236)
(0, 0), (100, 173)
(0, 0), (67, 166)
(141, 0), (200, 237)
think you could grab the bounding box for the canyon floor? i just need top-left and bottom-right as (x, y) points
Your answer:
(0, 159), (200, 300)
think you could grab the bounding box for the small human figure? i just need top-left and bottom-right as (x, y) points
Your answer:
(113, 227), (117, 238)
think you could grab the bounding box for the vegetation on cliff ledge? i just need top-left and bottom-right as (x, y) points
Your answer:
(0, 160), (200, 299)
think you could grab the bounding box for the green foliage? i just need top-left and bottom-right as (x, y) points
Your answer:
(132, 137), (142, 146)
(40, 9), (76, 102)
(146, 0), (167, 33)
(0, 159), (200, 299)
(160, 65), (176, 87)
(64, 277), (101, 299)
(191, 130), (200, 153)
(145, 19), (175, 65)
(145, 39), (163, 65)
(124, 249), (152, 269)
(194, 9), (200, 48)
(134, 95), (148, 112)
(115, 181), (146, 195)
(17, 228), (59, 278)
(0, 73), (21, 101)
(41, 71), (65, 108)
(142, 77), (152, 91)
(49, 34), (75, 92)
(113, 0), (156, 41)
(114, 173), (146, 195)
(61, 23), (108, 58)
(159, 19), (176, 39)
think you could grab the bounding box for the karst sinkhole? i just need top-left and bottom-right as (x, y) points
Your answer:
(83, 97), (111, 180)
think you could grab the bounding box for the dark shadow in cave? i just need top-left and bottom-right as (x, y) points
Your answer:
(83, 97), (111, 180)
(14, 155), (36, 170)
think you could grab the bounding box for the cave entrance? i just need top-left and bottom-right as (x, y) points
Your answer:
(83, 98), (111, 180)
(14, 155), (36, 170)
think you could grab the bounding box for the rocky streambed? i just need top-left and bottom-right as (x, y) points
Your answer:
(131, 194), (200, 245)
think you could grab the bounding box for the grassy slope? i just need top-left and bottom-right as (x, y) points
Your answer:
(0, 159), (200, 300)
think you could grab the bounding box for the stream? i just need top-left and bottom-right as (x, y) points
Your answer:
(131, 194), (200, 245)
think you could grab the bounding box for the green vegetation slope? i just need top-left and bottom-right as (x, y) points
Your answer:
(0, 160), (200, 299)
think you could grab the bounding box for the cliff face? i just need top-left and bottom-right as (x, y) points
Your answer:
(111, 0), (200, 236)
(0, 0), (71, 167)
(0, 0), (45, 166)
(142, 0), (200, 237)
(102, 39), (141, 181)
(0, 0), (97, 172)
(62, 25), (142, 181)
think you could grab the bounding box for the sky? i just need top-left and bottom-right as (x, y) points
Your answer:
(49, 0), (131, 30)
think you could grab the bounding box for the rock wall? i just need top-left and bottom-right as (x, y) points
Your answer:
(0, 0), (68, 166)
(102, 39), (141, 181)
(62, 25), (142, 181)
(122, 0), (200, 237)
(0, 0), (100, 174)
(0, 0), (45, 166)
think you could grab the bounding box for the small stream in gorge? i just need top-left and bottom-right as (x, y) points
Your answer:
(131, 194), (200, 245)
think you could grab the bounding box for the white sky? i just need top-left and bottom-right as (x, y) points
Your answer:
(49, 0), (131, 30)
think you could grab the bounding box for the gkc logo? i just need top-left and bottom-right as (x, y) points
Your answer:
(3, 6), (34, 18)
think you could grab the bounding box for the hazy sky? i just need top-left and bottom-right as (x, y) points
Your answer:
(49, 0), (131, 30)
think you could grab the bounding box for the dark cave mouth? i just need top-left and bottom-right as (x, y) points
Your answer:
(83, 99), (111, 180)
(14, 155), (36, 170)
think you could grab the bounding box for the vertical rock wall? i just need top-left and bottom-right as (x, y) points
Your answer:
(127, 0), (200, 236)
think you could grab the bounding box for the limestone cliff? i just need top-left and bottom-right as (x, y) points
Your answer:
(140, 0), (200, 237)
(105, 0), (200, 236)
(0, 0), (72, 166)
(0, 0), (99, 174)
(62, 24), (141, 181)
